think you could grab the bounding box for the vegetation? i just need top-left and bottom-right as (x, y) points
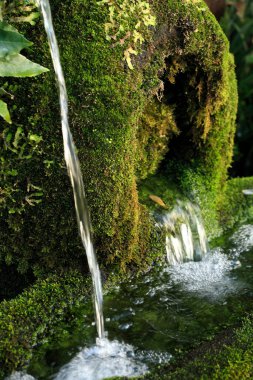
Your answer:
(0, 271), (91, 378)
(0, 0), (239, 280)
(222, 0), (253, 176)
(0, 0), (252, 377)
(0, 1), (47, 123)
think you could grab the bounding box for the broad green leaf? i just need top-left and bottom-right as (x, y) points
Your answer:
(0, 99), (11, 123)
(0, 53), (48, 77)
(0, 21), (19, 34)
(0, 28), (32, 58)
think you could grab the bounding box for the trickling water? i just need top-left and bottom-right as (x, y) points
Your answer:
(159, 201), (208, 265)
(38, 0), (104, 339)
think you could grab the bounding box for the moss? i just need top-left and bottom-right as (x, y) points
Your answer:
(136, 100), (178, 180)
(0, 271), (91, 378)
(0, 0), (238, 277)
(219, 177), (253, 230)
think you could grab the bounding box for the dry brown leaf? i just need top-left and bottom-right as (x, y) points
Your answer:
(149, 194), (168, 208)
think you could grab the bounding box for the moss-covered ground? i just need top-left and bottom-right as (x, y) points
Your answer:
(0, 271), (91, 379)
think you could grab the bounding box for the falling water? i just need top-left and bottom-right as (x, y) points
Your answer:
(159, 201), (208, 265)
(37, 0), (105, 339)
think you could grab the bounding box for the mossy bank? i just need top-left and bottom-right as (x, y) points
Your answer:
(0, 271), (91, 379)
(1, 0), (238, 278)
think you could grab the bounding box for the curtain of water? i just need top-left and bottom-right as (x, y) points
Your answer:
(160, 201), (208, 265)
(38, 0), (105, 339)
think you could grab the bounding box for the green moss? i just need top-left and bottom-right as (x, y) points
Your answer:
(0, 271), (91, 378)
(219, 177), (253, 229)
(136, 100), (178, 180)
(0, 0), (238, 277)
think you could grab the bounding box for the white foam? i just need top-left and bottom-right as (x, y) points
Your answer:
(54, 338), (147, 380)
(136, 349), (172, 364)
(5, 373), (35, 380)
(167, 249), (239, 299)
(230, 225), (253, 254)
(242, 189), (253, 195)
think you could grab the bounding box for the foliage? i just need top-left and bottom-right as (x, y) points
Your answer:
(0, 0), (40, 25)
(219, 176), (253, 229)
(221, 0), (253, 176)
(0, 1), (48, 123)
(0, 271), (91, 378)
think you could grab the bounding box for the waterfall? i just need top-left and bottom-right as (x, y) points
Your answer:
(37, 0), (105, 339)
(159, 201), (208, 265)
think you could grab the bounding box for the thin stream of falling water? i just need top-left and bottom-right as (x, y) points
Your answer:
(38, 0), (105, 340)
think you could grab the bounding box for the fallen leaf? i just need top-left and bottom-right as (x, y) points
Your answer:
(149, 194), (168, 208)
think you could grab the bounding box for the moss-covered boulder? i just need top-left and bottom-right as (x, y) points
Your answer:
(0, 271), (91, 378)
(0, 0), (238, 278)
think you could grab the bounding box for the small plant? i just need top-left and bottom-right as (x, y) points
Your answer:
(99, 0), (156, 69)
(0, 0), (48, 123)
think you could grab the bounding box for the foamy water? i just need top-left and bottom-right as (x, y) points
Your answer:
(6, 373), (35, 380)
(229, 224), (253, 255)
(162, 224), (253, 300)
(166, 248), (240, 299)
(54, 339), (147, 380)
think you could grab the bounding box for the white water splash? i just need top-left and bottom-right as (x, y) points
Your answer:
(5, 373), (35, 380)
(136, 350), (172, 364)
(54, 339), (147, 380)
(38, 0), (104, 339)
(160, 201), (208, 265)
(167, 248), (240, 299)
(242, 189), (253, 195)
(230, 224), (253, 255)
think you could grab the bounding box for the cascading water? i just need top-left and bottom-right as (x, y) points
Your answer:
(158, 201), (208, 265)
(37, 0), (104, 340)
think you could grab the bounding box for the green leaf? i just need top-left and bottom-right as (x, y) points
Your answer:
(0, 99), (11, 123)
(0, 27), (32, 58)
(0, 21), (19, 34)
(0, 53), (49, 77)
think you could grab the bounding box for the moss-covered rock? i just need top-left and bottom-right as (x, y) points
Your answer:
(0, 271), (91, 378)
(219, 177), (253, 229)
(0, 0), (238, 277)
